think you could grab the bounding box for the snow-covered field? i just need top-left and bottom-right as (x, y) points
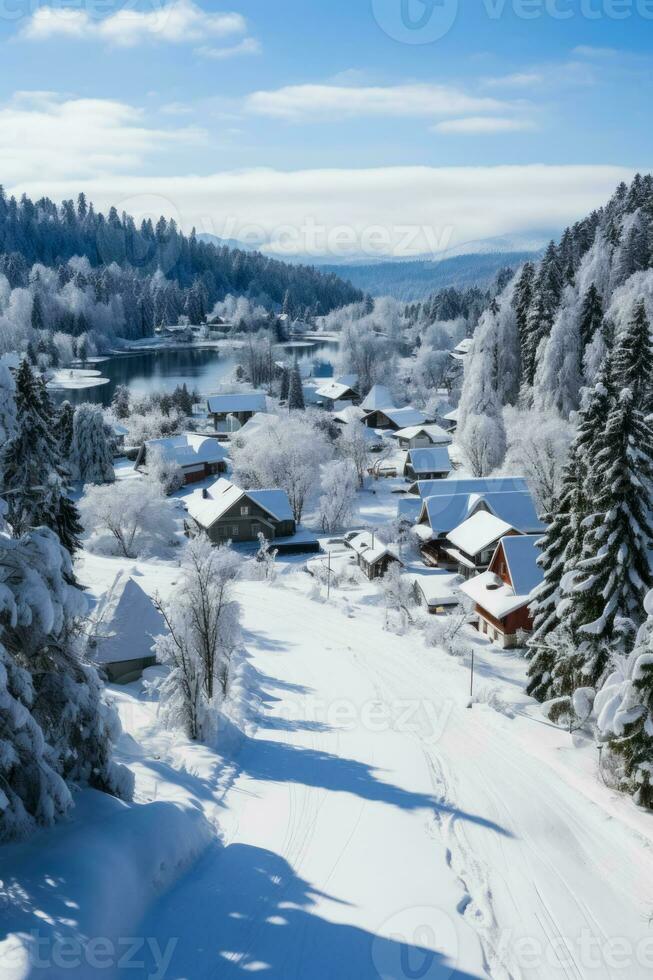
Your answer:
(3, 543), (653, 979)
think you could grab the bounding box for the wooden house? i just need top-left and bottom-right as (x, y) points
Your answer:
(206, 392), (268, 430)
(363, 406), (427, 431)
(443, 511), (520, 579)
(346, 531), (403, 580)
(135, 433), (228, 486)
(404, 447), (452, 482)
(185, 478), (296, 544)
(459, 535), (544, 648)
(393, 424), (452, 450)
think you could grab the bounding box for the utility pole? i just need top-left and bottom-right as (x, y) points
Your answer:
(327, 549), (331, 601)
(467, 649), (475, 708)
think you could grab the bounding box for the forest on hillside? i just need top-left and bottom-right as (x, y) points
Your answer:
(0, 188), (362, 355)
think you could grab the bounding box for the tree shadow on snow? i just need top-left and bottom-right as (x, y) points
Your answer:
(134, 842), (485, 979)
(236, 733), (514, 835)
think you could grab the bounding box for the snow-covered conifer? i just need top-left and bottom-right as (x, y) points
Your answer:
(288, 362), (305, 410)
(71, 403), (115, 484)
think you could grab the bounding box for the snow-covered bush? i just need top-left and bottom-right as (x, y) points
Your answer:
(318, 460), (358, 532)
(338, 422), (371, 487)
(79, 479), (177, 558)
(153, 538), (242, 742)
(71, 402), (115, 484)
(255, 532), (278, 582)
(146, 446), (185, 494)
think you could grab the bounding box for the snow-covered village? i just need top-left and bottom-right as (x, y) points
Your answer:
(2, 5), (653, 980)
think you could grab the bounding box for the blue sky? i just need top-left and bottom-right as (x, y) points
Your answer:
(1, 0), (651, 257)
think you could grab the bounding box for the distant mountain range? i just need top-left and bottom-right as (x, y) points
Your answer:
(197, 231), (552, 300)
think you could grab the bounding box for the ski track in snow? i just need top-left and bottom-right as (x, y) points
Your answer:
(118, 578), (653, 980)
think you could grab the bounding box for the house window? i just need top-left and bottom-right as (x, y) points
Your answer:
(240, 505), (250, 516)
(232, 526), (240, 536)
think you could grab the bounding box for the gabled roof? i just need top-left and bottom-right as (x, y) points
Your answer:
(347, 531), (401, 566)
(498, 534), (543, 595)
(408, 570), (460, 608)
(315, 380), (358, 401)
(366, 406), (427, 428)
(397, 496), (423, 524)
(418, 489), (542, 537)
(450, 338), (473, 360)
(145, 432), (228, 468)
(185, 478), (293, 528)
(413, 477), (529, 499)
(406, 447), (452, 475)
(460, 536), (544, 620)
(333, 405), (366, 424)
(446, 511), (516, 558)
(393, 423), (452, 445)
(207, 392), (268, 414)
(91, 573), (165, 665)
(361, 384), (394, 412)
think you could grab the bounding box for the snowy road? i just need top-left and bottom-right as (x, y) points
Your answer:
(131, 581), (653, 980)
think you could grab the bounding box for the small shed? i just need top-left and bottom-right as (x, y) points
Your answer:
(459, 535), (544, 648)
(363, 406), (427, 431)
(346, 531), (403, 580)
(393, 424), (452, 450)
(89, 573), (165, 683)
(404, 447), (452, 482)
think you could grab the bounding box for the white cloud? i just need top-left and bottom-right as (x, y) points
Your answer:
(244, 83), (512, 121)
(483, 72), (544, 89)
(20, 1), (246, 47)
(12, 165), (638, 259)
(572, 45), (620, 58)
(434, 117), (535, 134)
(197, 37), (261, 60)
(0, 93), (206, 182)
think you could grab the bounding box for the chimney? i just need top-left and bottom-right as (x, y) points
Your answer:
(202, 488), (209, 499)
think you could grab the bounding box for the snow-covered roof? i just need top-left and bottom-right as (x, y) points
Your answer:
(450, 338), (473, 360)
(419, 490), (542, 537)
(406, 447), (452, 475)
(361, 384), (394, 412)
(397, 496), (423, 524)
(336, 373), (359, 389)
(393, 423), (452, 445)
(442, 408), (459, 423)
(414, 477), (529, 499)
(90, 573), (165, 665)
(347, 531), (401, 566)
(333, 405), (366, 424)
(315, 380), (358, 401)
(446, 511), (516, 557)
(367, 406), (427, 428)
(409, 570), (461, 608)
(459, 537), (544, 619)
(207, 392), (268, 414)
(185, 478), (293, 528)
(247, 489), (294, 523)
(145, 432), (227, 468)
(499, 534), (543, 596)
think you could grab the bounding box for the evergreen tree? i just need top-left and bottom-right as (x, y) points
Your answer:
(613, 300), (653, 413)
(55, 400), (75, 461)
(578, 284), (603, 350)
(111, 384), (131, 420)
(279, 367), (290, 402)
(31, 292), (45, 332)
(71, 403), (115, 485)
(2, 360), (82, 553)
(287, 362), (305, 410)
(564, 365), (653, 686)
